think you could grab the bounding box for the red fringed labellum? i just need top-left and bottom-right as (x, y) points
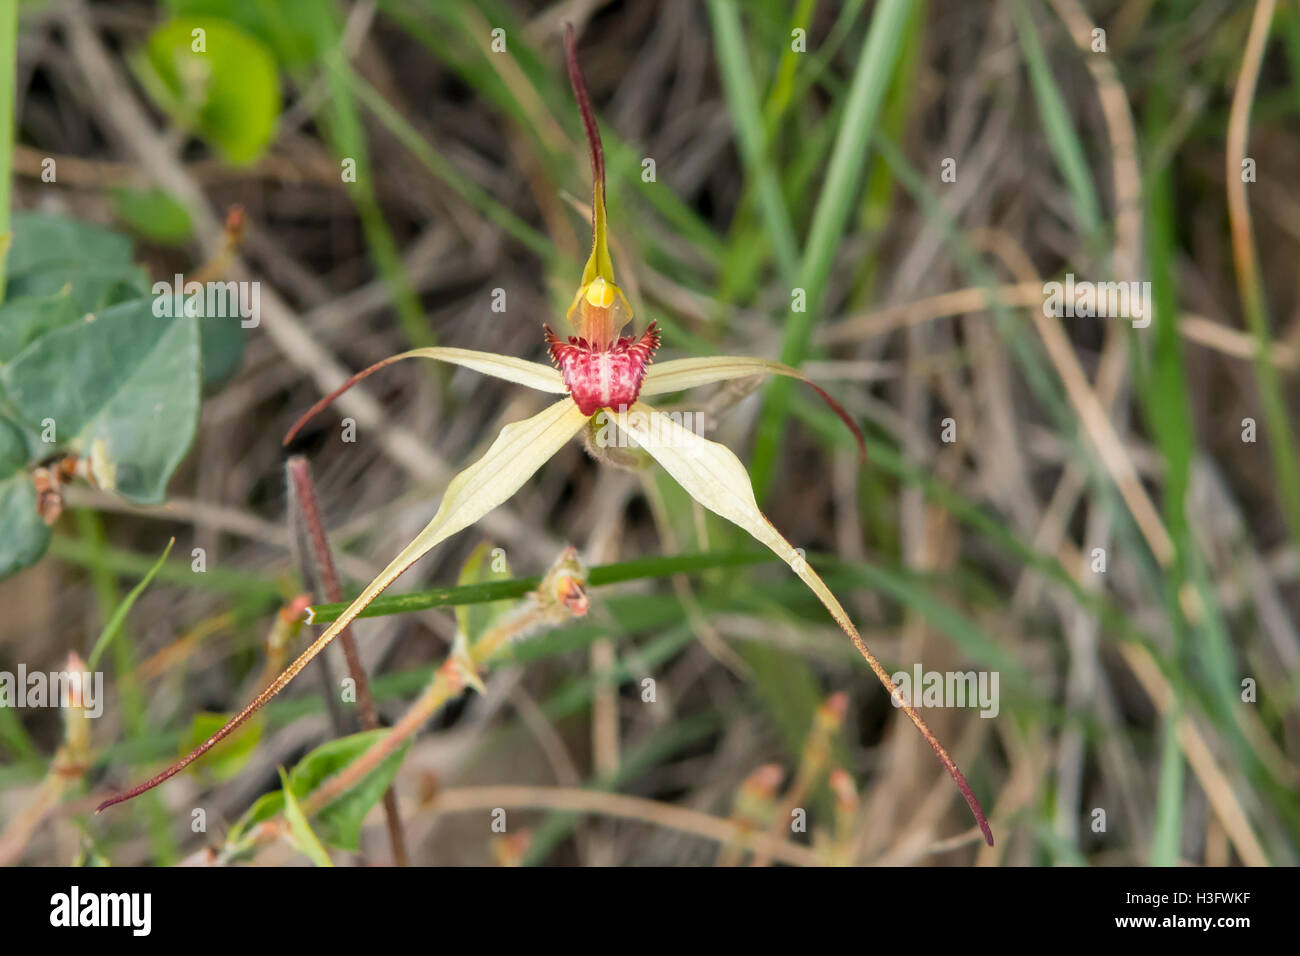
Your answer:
(545, 322), (660, 416)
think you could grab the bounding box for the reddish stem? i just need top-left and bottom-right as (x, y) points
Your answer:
(283, 353), (409, 447)
(288, 457), (409, 866)
(800, 379), (867, 464)
(564, 23), (604, 207)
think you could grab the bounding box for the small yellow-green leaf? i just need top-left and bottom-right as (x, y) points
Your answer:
(110, 187), (194, 245)
(183, 710), (264, 783)
(278, 767), (333, 867)
(456, 540), (514, 641)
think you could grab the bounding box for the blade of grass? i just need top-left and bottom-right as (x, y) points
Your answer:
(707, 0), (800, 283)
(312, 38), (432, 350)
(49, 534), (286, 599)
(75, 510), (177, 865)
(86, 537), (174, 671)
(1151, 703), (1185, 865)
(346, 69), (557, 263)
(1012, 0), (1104, 249)
(1226, 0), (1300, 552)
(750, 0), (912, 499)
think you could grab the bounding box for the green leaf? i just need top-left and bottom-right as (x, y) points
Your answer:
(6, 264), (150, 315)
(229, 729), (409, 852)
(750, 0), (913, 500)
(181, 710), (264, 782)
(163, 0), (337, 68)
(278, 767), (333, 866)
(455, 539), (513, 642)
(110, 187), (194, 245)
(0, 292), (80, 362)
(6, 211), (134, 278)
(72, 841), (113, 867)
(3, 212), (147, 319)
(137, 18), (281, 165)
(290, 730), (409, 852)
(226, 790), (283, 845)
(0, 299), (201, 503)
(0, 416), (49, 578)
(199, 313), (246, 387)
(1011, 0), (1103, 242)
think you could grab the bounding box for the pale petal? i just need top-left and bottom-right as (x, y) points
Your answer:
(409, 348), (566, 393)
(274, 399), (588, 700)
(611, 401), (992, 845)
(98, 399), (586, 812)
(641, 356), (804, 395)
(285, 347), (565, 445)
(641, 357), (865, 460)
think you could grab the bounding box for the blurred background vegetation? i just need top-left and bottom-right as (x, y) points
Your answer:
(1, 0), (1299, 866)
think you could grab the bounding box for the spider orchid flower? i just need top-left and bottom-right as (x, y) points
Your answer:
(97, 25), (992, 848)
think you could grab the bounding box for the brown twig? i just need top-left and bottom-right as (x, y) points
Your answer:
(426, 785), (821, 867)
(287, 456), (409, 867)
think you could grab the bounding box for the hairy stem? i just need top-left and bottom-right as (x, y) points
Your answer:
(287, 456), (409, 866)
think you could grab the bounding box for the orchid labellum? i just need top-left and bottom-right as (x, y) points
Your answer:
(98, 25), (992, 848)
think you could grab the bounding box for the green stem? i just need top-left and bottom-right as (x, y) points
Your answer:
(307, 550), (779, 624)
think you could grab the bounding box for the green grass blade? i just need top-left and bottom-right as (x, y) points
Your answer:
(750, 0), (912, 498)
(86, 537), (174, 671)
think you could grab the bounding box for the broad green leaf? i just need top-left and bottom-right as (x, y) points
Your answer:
(4, 213), (147, 318)
(6, 211), (134, 278)
(199, 313), (246, 387)
(0, 417), (49, 578)
(6, 264), (150, 315)
(0, 299), (201, 503)
(289, 731), (408, 852)
(229, 729), (409, 852)
(137, 18), (281, 165)
(0, 292), (80, 362)
(278, 767), (333, 866)
(110, 187), (194, 245)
